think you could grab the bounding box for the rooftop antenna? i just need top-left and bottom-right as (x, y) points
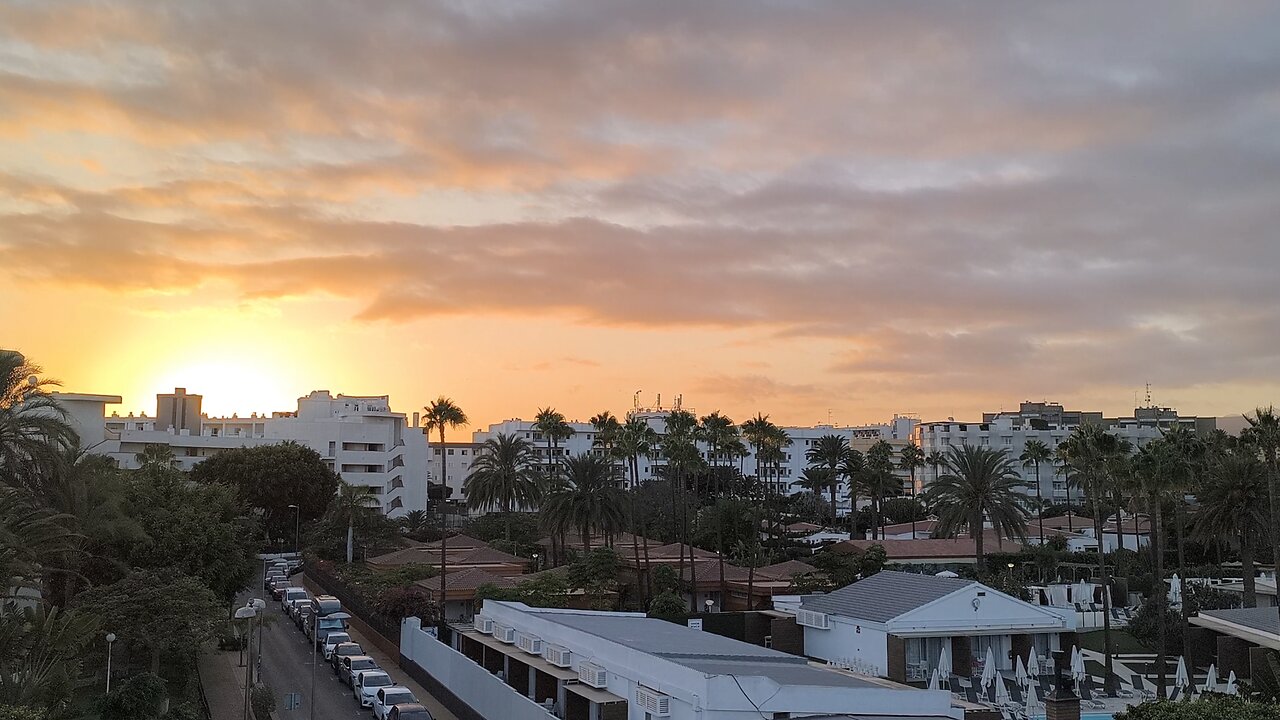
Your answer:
(656, 393), (661, 410)
(634, 390), (642, 410)
(1145, 382), (1153, 407)
(675, 394), (682, 410)
(827, 408), (833, 425)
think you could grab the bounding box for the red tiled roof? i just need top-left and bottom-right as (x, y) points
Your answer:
(679, 560), (752, 584)
(421, 534), (491, 551)
(415, 567), (517, 595)
(755, 560), (819, 580)
(646, 543), (719, 560)
(832, 538), (982, 560)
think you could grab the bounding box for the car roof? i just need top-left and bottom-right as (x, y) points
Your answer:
(345, 655), (375, 663)
(359, 669), (391, 679)
(326, 633), (351, 641)
(392, 704), (427, 712)
(334, 642), (361, 649)
(382, 686), (414, 695)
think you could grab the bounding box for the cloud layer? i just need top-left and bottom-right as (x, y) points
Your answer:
(3, 0), (1279, 419)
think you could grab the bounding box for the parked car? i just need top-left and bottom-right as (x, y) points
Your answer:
(329, 642), (363, 671)
(353, 669), (394, 707)
(287, 597), (310, 622)
(310, 595), (341, 617)
(281, 587), (309, 613)
(286, 561), (305, 577)
(372, 687), (419, 720)
(321, 632), (352, 661)
(387, 704), (433, 720)
(294, 604), (313, 631)
(312, 614), (348, 644)
(339, 656), (379, 687)
(269, 578), (293, 600)
(264, 571), (285, 590)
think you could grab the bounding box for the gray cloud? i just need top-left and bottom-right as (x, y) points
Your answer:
(1, 0), (1279, 409)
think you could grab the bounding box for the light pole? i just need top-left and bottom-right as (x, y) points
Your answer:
(105, 632), (116, 694)
(249, 598), (267, 683)
(288, 503), (301, 556)
(234, 604), (258, 720)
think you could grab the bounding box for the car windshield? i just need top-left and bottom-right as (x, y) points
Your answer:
(386, 691), (416, 703)
(326, 634), (350, 645)
(365, 674), (392, 687)
(351, 659), (377, 671)
(338, 646), (360, 655)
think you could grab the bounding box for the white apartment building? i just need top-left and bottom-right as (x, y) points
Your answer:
(428, 408), (919, 515)
(52, 388), (429, 517)
(912, 400), (1217, 503)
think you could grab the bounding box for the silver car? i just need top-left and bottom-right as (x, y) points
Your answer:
(372, 686), (419, 720)
(322, 632), (352, 661)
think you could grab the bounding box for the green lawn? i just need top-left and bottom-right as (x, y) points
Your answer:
(1080, 629), (1147, 655)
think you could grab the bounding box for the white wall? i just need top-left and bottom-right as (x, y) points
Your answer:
(400, 618), (555, 720)
(802, 619), (890, 676)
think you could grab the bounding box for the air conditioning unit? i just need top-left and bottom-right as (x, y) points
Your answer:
(797, 609), (830, 630)
(493, 624), (516, 644)
(516, 632), (543, 655)
(634, 686), (671, 717)
(543, 644), (572, 668)
(475, 616), (494, 634)
(578, 662), (607, 688)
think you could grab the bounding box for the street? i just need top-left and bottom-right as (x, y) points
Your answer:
(241, 591), (457, 720)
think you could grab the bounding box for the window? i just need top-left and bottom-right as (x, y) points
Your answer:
(328, 441), (336, 455)
(447, 449), (454, 455)
(461, 449), (468, 455)
(433, 449), (441, 456)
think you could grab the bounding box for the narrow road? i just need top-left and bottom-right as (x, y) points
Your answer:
(240, 590), (457, 720)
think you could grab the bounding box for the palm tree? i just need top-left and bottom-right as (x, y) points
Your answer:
(806, 434), (849, 526)
(697, 412), (737, 497)
(534, 407), (575, 481)
(331, 481), (379, 563)
(589, 411), (620, 451)
(663, 409), (702, 608)
(617, 416), (659, 603)
(1058, 424), (1126, 694)
(865, 440), (898, 539)
(0, 486), (81, 599)
(924, 445), (1029, 566)
(423, 396), (468, 605)
(0, 604), (100, 705)
(0, 350), (78, 493)
(925, 450), (945, 485)
(542, 454), (625, 553)
(1020, 439), (1053, 544)
(463, 433), (541, 540)
(840, 449), (866, 537)
(1133, 440), (1174, 696)
(1195, 450), (1268, 607)
(135, 443), (176, 471)
(1162, 425), (1204, 653)
(794, 467), (836, 521)
(741, 414), (775, 489)
(399, 509), (429, 534)
(898, 444), (925, 539)
(1243, 407), (1280, 576)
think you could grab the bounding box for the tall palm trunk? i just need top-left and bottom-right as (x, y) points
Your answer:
(1267, 449), (1280, 589)
(1176, 502), (1190, 654)
(437, 428), (449, 622)
(346, 522), (355, 563)
(1149, 499), (1166, 698)
(1241, 535), (1257, 608)
(630, 455), (645, 607)
(909, 468), (918, 539)
(1034, 460), (1045, 543)
(828, 481), (838, 527)
(973, 507), (984, 565)
(1090, 477), (1116, 694)
(747, 564), (756, 611)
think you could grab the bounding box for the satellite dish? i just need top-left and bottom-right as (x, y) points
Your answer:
(27, 375), (38, 387)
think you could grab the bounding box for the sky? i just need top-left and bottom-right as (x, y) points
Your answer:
(2, 1), (1279, 432)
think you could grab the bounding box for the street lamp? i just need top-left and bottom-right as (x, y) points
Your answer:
(234, 604), (258, 720)
(532, 552), (539, 572)
(249, 598), (267, 683)
(705, 598), (715, 614)
(105, 632), (117, 694)
(288, 503), (301, 556)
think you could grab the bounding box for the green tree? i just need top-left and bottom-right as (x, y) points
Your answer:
(533, 407), (575, 481)
(374, 586), (437, 623)
(0, 487), (80, 600)
(1058, 423), (1129, 693)
(542, 454), (625, 553)
(423, 396), (468, 610)
(1163, 425), (1206, 654)
(76, 569), (222, 674)
(647, 590), (688, 624)
(898, 444), (925, 537)
(863, 440), (899, 539)
(1196, 449), (1269, 607)
(1244, 407), (1280, 580)
(805, 435), (849, 525)
(924, 445), (1030, 566)
(793, 468), (836, 521)
(330, 481), (380, 564)
(696, 411), (738, 497)
(1020, 439), (1053, 542)
(463, 433), (541, 540)
(616, 416), (659, 603)
(399, 509), (429, 534)
(589, 412), (622, 454)
(1115, 695), (1280, 720)
(97, 672), (168, 720)
(567, 546), (621, 599)
(1134, 437), (1185, 696)
(0, 351), (78, 494)
(0, 605), (101, 708)
(189, 441), (339, 545)
(661, 409), (702, 604)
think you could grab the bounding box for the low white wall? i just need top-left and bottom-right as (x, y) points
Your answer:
(400, 618), (554, 720)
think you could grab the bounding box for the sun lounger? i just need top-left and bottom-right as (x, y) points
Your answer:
(1108, 673), (1135, 698)
(1006, 679), (1024, 705)
(1130, 674), (1155, 700)
(965, 686), (980, 705)
(1078, 680), (1107, 710)
(1168, 687), (1180, 702)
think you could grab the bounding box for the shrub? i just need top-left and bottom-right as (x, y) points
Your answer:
(251, 684), (276, 720)
(647, 591), (688, 624)
(1115, 695), (1280, 720)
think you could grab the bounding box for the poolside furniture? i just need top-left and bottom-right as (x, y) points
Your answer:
(965, 686), (980, 705)
(1130, 674), (1156, 700)
(1108, 673), (1135, 698)
(1168, 687), (1180, 702)
(1078, 679), (1107, 710)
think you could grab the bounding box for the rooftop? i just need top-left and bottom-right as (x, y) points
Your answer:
(528, 607), (884, 689)
(832, 538), (982, 560)
(800, 571), (975, 623)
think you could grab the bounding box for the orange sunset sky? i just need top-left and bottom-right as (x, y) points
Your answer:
(3, 2), (1278, 433)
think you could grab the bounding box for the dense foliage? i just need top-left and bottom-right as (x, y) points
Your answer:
(1115, 696), (1280, 720)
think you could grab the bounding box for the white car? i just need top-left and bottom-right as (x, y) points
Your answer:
(353, 670), (394, 708)
(281, 587), (309, 613)
(372, 686), (419, 720)
(322, 632), (352, 661)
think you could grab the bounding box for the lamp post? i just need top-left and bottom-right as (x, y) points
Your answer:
(249, 598), (267, 683)
(234, 605), (258, 720)
(532, 552), (539, 572)
(288, 503), (301, 556)
(105, 632), (116, 694)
